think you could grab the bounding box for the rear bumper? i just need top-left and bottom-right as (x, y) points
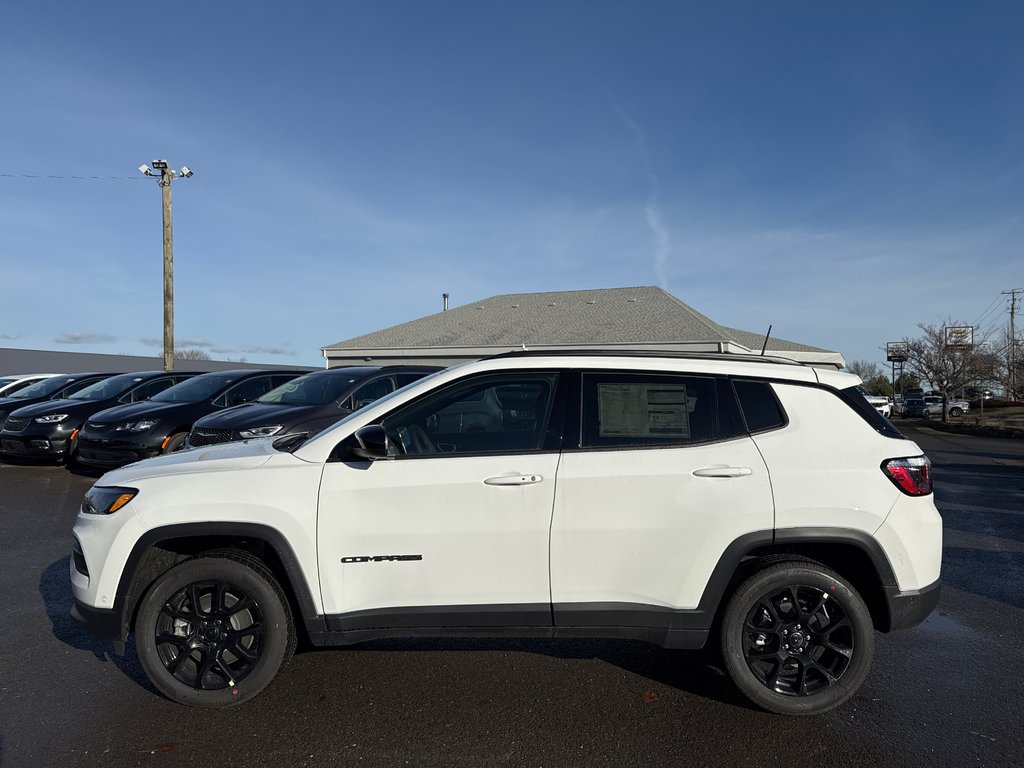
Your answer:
(885, 580), (941, 630)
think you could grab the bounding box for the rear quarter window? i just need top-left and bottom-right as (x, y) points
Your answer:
(733, 380), (787, 433)
(837, 386), (905, 439)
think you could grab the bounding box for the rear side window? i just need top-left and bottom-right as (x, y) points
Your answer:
(124, 377), (177, 403)
(223, 376), (275, 406)
(581, 373), (723, 448)
(733, 380), (787, 433)
(837, 386), (905, 439)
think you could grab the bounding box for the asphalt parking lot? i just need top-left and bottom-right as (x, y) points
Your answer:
(1, 422), (1022, 768)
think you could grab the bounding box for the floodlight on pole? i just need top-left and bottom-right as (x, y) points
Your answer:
(139, 159), (193, 371)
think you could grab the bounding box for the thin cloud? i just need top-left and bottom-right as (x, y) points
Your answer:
(242, 345), (292, 356)
(140, 337), (215, 348)
(612, 102), (671, 288)
(55, 331), (115, 345)
(0, 333), (21, 340)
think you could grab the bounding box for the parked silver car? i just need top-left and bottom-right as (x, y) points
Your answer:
(924, 396), (969, 418)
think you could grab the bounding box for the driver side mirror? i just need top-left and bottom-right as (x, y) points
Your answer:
(340, 424), (390, 461)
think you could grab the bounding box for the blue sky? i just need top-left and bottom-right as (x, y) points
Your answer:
(2, 1), (1022, 367)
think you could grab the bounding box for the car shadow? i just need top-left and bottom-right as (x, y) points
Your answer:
(318, 636), (758, 712)
(39, 556), (158, 695)
(65, 462), (105, 479)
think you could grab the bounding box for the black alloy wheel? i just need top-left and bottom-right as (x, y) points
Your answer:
(136, 553), (294, 706)
(721, 562), (873, 715)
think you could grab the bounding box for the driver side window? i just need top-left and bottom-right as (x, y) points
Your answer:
(382, 373), (559, 457)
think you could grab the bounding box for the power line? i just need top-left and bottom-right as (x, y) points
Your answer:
(0, 173), (146, 181)
(971, 293), (1004, 328)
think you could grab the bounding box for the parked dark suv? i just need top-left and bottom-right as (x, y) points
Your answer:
(1, 371), (195, 463)
(900, 397), (930, 418)
(186, 366), (439, 448)
(76, 369), (307, 469)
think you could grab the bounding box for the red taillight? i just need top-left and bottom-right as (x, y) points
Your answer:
(883, 456), (932, 496)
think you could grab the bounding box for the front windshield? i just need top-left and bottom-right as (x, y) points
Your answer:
(9, 376), (76, 399)
(151, 372), (240, 404)
(259, 371), (360, 406)
(68, 373), (146, 401)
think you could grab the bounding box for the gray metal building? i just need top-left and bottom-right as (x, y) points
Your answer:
(0, 347), (313, 376)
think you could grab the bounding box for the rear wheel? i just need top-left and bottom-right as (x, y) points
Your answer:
(135, 553), (295, 706)
(720, 561), (874, 715)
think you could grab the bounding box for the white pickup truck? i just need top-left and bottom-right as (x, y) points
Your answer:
(859, 389), (892, 418)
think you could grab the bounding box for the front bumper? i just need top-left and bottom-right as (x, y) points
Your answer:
(71, 599), (123, 641)
(0, 430), (69, 458)
(77, 435), (161, 468)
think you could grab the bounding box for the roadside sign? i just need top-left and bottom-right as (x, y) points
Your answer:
(944, 326), (974, 350)
(886, 341), (908, 362)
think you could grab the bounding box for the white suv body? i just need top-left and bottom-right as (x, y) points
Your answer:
(70, 353), (941, 714)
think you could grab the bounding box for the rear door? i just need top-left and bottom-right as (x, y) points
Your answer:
(550, 371), (775, 626)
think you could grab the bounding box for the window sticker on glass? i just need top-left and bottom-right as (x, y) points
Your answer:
(597, 384), (693, 437)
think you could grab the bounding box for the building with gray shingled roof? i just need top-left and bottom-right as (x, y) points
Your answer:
(321, 287), (845, 369)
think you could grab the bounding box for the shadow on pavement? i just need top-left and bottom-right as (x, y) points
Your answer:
(324, 636), (758, 712)
(39, 556), (158, 695)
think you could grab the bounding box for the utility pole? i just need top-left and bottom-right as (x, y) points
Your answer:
(1005, 288), (1022, 399)
(139, 161), (193, 371)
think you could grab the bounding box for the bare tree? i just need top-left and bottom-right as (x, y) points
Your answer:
(846, 360), (882, 381)
(845, 360), (892, 396)
(902, 321), (998, 421)
(175, 347), (211, 361)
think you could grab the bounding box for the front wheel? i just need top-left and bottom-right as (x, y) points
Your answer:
(720, 562), (874, 715)
(135, 553), (295, 706)
(949, 407), (963, 418)
(162, 432), (188, 453)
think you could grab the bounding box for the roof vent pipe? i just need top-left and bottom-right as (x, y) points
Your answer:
(443, 293), (449, 311)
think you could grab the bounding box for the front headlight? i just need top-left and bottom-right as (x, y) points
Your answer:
(81, 486), (138, 515)
(116, 419), (160, 432)
(35, 413), (69, 423)
(239, 425), (283, 438)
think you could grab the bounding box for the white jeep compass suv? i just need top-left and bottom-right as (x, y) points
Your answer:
(70, 351), (941, 715)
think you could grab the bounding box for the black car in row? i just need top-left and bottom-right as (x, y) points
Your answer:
(75, 369), (307, 468)
(0, 372), (192, 463)
(184, 365), (439, 449)
(0, 372), (113, 428)
(0, 366), (440, 469)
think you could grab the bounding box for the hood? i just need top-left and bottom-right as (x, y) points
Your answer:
(87, 400), (189, 424)
(6, 398), (99, 418)
(195, 402), (319, 429)
(96, 437), (281, 484)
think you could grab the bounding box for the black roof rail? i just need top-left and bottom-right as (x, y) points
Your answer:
(483, 349), (804, 366)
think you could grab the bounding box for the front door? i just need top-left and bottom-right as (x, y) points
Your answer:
(316, 371), (564, 631)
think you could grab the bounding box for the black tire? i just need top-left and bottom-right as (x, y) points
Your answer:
(135, 552), (295, 706)
(720, 561), (874, 715)
(949, 407), (962, 418)
(162, 432), (188, 453)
